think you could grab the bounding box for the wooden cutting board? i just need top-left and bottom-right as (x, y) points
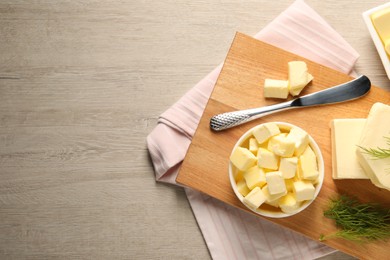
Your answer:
(176, 32), (390, 259)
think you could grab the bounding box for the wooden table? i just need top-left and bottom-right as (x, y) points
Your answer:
(0, 1), (388, 259)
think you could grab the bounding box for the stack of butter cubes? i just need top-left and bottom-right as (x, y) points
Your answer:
(230, 122), (321, 214)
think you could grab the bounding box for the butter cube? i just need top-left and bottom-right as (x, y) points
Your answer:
(356, 103), (390, 190)
(234, 169), (244, 182)
(243, 187), (266, 209)
(249, 137), (259, 154)
(237, 179), (250, 197)
(294, 163), (303, 181)
(230, 147), (257, 171)
(288, 61), (313, 96)
(268, 133), (295, 157)
(371, 7), (390, 55)
(285, 178), (295, 192)
(243, 166), (266, 190)
(257, 148), (279, 170)
(299, 146), (319, 180)
(331, 119), (368, 179)
(263, 79), (289, 99)
(265, 171), (287, 195)
(279, 157), (298, 179)
(252, 123), (280, 144)
(261, 185), (285, 207)
(287, 127), (310, 156)
(279, 193), (301, 214)
(293, 181), (315, 201)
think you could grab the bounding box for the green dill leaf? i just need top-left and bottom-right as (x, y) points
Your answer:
(321, 195), (390, 243)
(357, 136), (390, 159)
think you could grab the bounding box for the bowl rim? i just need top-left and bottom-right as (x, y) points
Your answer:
(228, 121), (325, 218)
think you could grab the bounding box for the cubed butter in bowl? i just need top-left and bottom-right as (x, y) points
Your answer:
(229, 122), (324, 218)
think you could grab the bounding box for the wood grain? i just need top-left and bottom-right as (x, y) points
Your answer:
(176, 33), (390, 259)
(0, 0), (388, 259)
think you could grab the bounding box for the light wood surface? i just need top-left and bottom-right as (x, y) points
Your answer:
(0, 1), (388, 259)
(176, 33), (390, 259)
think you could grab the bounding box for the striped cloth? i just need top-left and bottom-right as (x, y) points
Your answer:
(147, 0), (359, 259)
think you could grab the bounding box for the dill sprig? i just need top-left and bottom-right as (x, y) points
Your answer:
(358, 136), (390, 159)
(320, 195), (390, 242)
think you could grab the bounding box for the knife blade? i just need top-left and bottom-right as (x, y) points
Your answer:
(210, 75), (371, 131)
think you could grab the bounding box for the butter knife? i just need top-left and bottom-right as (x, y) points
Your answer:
(210, 75), (371, 131)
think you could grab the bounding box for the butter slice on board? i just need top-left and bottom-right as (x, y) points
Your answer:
(331, 119), (368, 179)
(356, 102), (390, 190)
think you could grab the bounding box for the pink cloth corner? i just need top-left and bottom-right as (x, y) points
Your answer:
(146, 0), (359, 259)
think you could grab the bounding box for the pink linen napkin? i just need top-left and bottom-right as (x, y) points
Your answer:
(147, 0), (359, 259)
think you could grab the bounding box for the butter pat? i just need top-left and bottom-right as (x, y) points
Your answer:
(293, 181), (315, 201)
(299, 145), (319, 180)
(237, 179), (250, 196)
(257, 148), (279, 170)
(356, 103), (390, 190)
(279, 157), (298, 179)
(261, 184), (286, 207)
(331, 119), (368, 179)
(268, 133), (295, 157)
(252, 122), (280, 144)
(264, 79), (289, 99)
(288, 127), (310, 156)
(249, 138), (259, 154)
(371, 6), (390, 55)
(279, 193), (300, 214)
(234, 169), (244, 182)
(265, 171), (286, 195)
(243, 187), (266, 209)
(230, 147), (257, 171)
(288, 61), (313, 96)
(285, 178), (295, 192)
(244, 166), (266, 190)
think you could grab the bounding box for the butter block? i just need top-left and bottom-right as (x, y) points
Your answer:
(252, 123), (280, 144)
(265, 171), (287, 195)
(288, 61), (313, 96)
(257, 148), (279, 170)
(299, 145), (319, 180)
(331, 119), (368, 179)
(249, 137), (259, 154)
(237, 179), (250, 197)
(230, 147), (257, 171)
(279, 193), (301, 214)
(356, 103), (390, 190)
(371, 6), (390, 55)
(293, 181), (315, 201)
(264, 79), (289, 99)
(267, 133), (295, 157)
(279, 157), (298, 179)
(287, 127), (310, 156)
(261, 184), (285, 207)
(243, 187), (266, 209)
(244, 166), (266, 190)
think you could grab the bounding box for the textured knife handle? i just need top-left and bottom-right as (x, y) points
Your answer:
(210, 111), (252, 131)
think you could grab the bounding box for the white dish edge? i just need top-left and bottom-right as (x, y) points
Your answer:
(362, 3), (390, 80)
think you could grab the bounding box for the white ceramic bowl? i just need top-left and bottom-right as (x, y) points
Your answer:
(362, 3), (390, 80)
(229, 122), (324, 218)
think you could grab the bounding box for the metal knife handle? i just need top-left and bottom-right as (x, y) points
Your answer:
(210, 101), (293, 131)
